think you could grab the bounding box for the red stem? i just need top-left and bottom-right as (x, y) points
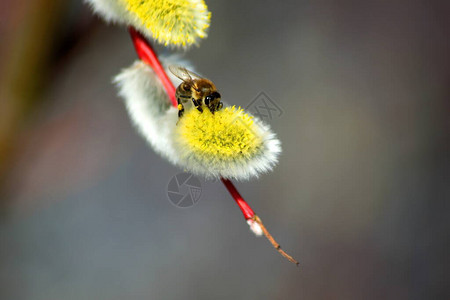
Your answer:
(129, 27), (177, 107)
(220, 178), (255, 220)
(128, 27), (256, 221)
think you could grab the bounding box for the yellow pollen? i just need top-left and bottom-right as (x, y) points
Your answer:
(176, 107), (263, 161)
(124, 0), (211, 47)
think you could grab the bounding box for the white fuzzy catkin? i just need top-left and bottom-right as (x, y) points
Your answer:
(114, 58), (281, 180)
(114, 57), (188, 168)
(84, 0), (127, 23)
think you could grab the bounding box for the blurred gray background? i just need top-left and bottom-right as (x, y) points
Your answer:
(0, 0), (449, 299)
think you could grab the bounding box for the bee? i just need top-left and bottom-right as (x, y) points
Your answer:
(169, 66), (223, 119)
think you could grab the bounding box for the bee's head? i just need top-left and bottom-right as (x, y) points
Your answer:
(204, 92), (221, 105)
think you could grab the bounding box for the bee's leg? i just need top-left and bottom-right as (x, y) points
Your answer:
(192, 99), (203, 112)
(177, 102), (185, 118)
(217, 102), (223, 111)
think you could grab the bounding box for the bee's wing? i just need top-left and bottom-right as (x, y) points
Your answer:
(182, 68), (204, 80)
(168, 65), (203, 81)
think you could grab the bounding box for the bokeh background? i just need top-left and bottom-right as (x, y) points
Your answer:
(1, 0), (449, 299)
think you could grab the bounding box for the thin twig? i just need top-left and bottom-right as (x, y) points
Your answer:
(253, 215), (300, 266)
